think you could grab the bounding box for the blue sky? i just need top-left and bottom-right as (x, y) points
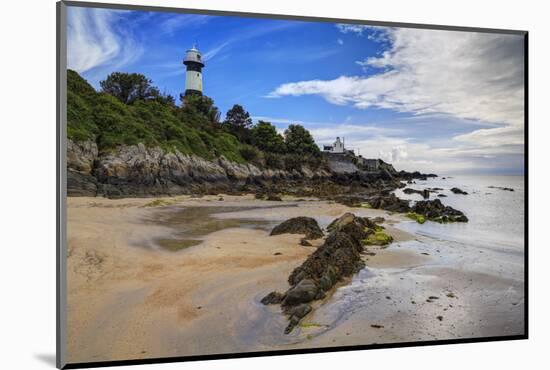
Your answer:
(67, 6), (525, 175)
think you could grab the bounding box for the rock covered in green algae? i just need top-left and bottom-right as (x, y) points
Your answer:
(362, 230), (394, 246)
(262, 213), (390, 334)
(406, 212), (426, 224)
(284, 304), (313, 334)
(412, 199), (468, 223)
(282, 279), (323, 306)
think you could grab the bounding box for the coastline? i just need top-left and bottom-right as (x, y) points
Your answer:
(66, 191), (524, 363)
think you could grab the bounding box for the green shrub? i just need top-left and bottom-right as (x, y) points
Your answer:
(239, 145), (261, 162)
(264, 152), (284, 169)
(67, 70), (246, 161)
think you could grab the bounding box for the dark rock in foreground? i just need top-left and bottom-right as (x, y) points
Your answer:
(284, 304), (312, 334)
(450, 187), (468, 195)
(371, 216), (385, 224)
(332, 191), (468, 224)
(262, 213), (379, 333)
(397, 170), (437, 181)
(260, 291), (285, 305)
(299, 238), (312, 246)
(270, 217), (324, 240)
(282, 279), (323, 306)
(367, 193), (411, 213)
(413, 199), (468, 223)
(403, 188), (430, 199)
(266, 194), (283, 201)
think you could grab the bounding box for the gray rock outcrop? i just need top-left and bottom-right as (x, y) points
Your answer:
(66, 139), (331, 197)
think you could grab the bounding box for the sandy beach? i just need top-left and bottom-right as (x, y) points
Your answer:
(66, 194), (524, 364)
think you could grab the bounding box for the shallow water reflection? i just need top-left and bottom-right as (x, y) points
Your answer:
(147, 206), (286, 251)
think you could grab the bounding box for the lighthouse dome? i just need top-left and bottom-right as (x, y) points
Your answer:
(183, 46), (205, 67)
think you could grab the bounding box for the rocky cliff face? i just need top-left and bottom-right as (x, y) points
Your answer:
(326, 154), (360, 174)
(67, 140), (332, 197)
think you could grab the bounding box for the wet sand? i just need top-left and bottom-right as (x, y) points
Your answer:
(66, 194), (524, 364)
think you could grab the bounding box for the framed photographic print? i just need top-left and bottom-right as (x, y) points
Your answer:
(57, 1), (528, 368)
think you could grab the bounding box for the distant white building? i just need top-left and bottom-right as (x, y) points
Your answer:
(323, 137), (346, 154)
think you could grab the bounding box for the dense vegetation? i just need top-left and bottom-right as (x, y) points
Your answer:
(67, 70), (323, 169)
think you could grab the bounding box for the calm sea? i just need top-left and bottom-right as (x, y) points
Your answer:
(394, 175), (525, 254)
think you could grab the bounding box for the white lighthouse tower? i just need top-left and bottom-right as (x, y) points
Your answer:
(183, 45), (205, 96)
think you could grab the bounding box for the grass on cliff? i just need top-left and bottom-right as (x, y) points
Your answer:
(67, 69), (246, 163)
(67, 70), (326, 171)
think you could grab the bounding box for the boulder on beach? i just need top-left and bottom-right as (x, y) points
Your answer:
(413, 199), (468, 223)
(326, 212), (378, 242)
(263, 213), (380, 333)
(282, 279), (321, 306)
(283, 304), (312, 334)
(330, 194), (369, 208)
(299, 238), (312, 246)
(287, 231), (366, 289)
(371, 216), (385, 224)
(367, 193), (411, 213)
(266, 193), (283, 201)
(260, 291), (285, 305)
(270, 217), (324, 240)
(450, 187), (468, 195)
(403, 188), (430, 199)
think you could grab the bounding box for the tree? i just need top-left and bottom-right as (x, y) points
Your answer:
(100, 72), (160, 104)
(251, 121), (285, 153)
(284, 124), (321, 156)
(224, 104), (252, 129)
(154, 91), (176, 107)
(223, 104), (253, 143)
(181, 94), (221, 123)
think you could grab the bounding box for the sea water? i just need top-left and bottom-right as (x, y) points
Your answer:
(394, 175), (525, 253)
(300, 175), (526, 340)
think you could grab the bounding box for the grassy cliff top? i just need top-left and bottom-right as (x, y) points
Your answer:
(67, 70), (323, 170)
(67, 70), (246, 163)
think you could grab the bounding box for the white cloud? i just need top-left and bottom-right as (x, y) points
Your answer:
(308, 124), (402, 144)
(337, 38), (344, 45)
(454, 125), (524, 147)
(335, 24), (370, 35)
(203, 41), (231, 61)
(159, 14), (211, 36)
(268, 28), (525, 128)
(268, 27), (525, 172)
(67, 7), (142, 73)
(252, 114), (523, 174)
(379, 147), (409, 163)
(251, 116), (403, 142)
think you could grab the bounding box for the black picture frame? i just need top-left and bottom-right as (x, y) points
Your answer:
(56, 1), (529, 368)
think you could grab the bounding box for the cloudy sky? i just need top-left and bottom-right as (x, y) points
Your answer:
(67, 5), (525, 175)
